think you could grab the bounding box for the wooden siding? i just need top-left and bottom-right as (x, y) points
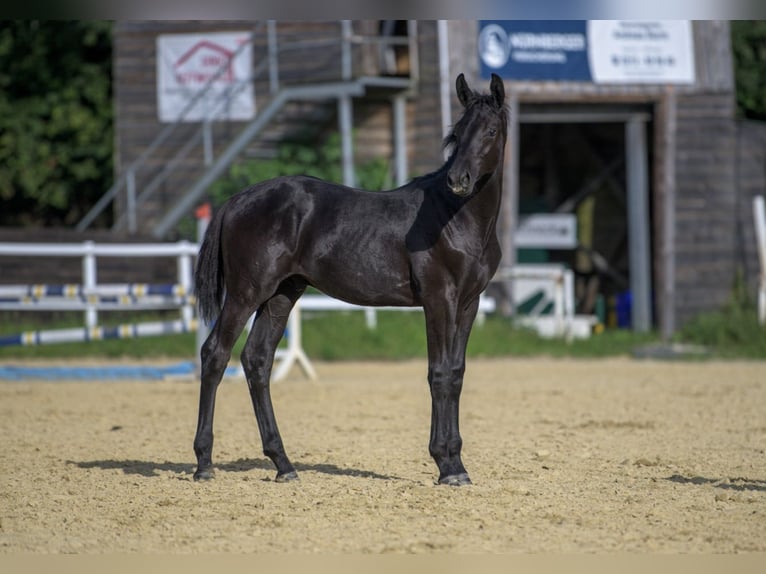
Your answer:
(444, 21), (752, 329)
(673, 92), (738, 324)
(112, 20), (429, 232)
(408, 21), (443, 177)
(735, 120), (766, 300)
(106, 19), (766, 332)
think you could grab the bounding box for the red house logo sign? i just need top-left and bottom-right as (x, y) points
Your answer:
(173, 40), (235, 86)
(157, 32), (255, 123)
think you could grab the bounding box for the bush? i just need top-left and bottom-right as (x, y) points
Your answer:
(731, 21), (766, 121)
(677, 277), (766, 358)
(212, 133), (389, 203)
(177, 133), (391, 239)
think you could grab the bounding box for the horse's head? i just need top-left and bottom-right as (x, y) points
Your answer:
(445, 73), (507, 197)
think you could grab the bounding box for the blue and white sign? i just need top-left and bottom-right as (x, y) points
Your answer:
(479, 21), (591, 81)
(479, 20), (695, 85)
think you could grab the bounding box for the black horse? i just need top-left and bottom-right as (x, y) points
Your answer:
(193, 73), (507, 486)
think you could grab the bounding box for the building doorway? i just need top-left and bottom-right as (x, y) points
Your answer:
(516, 103), (654, 330)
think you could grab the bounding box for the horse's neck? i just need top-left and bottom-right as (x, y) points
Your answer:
(458, 166), (504, 230)
(414, 160), (504, 227)
(425, 166), (503, 258)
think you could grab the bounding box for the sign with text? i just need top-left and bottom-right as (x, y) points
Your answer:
(156, 32), (255, 123)
(479, 20), (591, 82)
(515, 214), (578, 249)
(479, 20), (695, 85)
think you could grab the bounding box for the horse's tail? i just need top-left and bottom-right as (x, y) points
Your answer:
(195, 204), (227, 325)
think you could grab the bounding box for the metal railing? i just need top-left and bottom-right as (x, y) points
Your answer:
(76, 23), (266, 233)
(77, 20), (418, 236)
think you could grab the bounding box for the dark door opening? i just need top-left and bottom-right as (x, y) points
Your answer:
(517, 104), (654, 329)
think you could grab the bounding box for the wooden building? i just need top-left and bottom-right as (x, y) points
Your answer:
(93, 20), (765, 335)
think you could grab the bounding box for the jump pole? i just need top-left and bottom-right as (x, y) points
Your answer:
(0, 319), (196, 347)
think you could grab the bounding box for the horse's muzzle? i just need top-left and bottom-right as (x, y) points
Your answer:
(447, 169), (472, 196)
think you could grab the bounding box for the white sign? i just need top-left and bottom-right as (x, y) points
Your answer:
(515, 214), (578, 249)
(156, 32), (255, 123)
(587, 21), (695, 84)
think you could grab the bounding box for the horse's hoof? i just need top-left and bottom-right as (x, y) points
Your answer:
(193, 468), (215, 481)
(275, 470), (299, 483)
(438, 473), (472, 486)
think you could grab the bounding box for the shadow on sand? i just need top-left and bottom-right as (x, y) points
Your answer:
(666, 474), (766, 492)
(69, 457), (400, 481)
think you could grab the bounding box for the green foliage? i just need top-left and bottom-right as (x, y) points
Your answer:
(176, 133), (391, 239)
(677, 275), (766, 358)
(301, 312), (658, 361)
(0, 309), (659, 361)
(0, 21), (113, 227)
(2, 22), (765, 229)
(207, 133), (391, 209)
(302, 312), (427, 361)
(731, 21), (766, 121)
(4, 299), (766, 361)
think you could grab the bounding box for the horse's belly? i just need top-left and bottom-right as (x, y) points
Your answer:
(303, 253), (417, 307)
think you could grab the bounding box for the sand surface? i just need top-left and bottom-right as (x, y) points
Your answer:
(1, 358), (765, 553)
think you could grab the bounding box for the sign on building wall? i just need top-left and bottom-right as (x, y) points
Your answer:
(515, 214), (578, 249)
(479, 20), (695, 84)
(156, 32), (255, 123)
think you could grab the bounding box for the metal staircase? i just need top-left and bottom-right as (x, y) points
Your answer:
(76, 20), (418, 239)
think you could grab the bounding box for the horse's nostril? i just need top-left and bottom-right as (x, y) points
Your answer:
(447, 172), (461, 191)
(447, 170), (471, 192)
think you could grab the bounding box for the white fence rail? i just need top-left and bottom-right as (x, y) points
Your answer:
(0, 237), (583, 380)
(0, 240), (197, 329)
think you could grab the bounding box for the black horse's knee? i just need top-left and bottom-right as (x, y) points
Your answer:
(428, 365), (464, 399)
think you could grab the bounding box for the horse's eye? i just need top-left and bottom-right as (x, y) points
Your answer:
(488, 128), (497, 137)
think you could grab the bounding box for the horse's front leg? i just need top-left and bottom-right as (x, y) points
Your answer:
(423, 296), (480, 486)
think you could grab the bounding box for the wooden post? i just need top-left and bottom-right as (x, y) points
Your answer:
(393, 94), (408, 187)
(498, 89), (519, 315)
(338, 95), (355, 188)
(660, 87), (677, 340)
(626, 115), (652, 333)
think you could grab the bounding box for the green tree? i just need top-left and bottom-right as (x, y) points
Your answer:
(0, 21), (113, 227)
(731, 20), (766, 121)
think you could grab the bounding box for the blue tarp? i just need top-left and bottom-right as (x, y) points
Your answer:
(0, 362), (243, 381)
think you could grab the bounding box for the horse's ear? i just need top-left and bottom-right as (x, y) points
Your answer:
(490, 73), (505, 108)
(456, 73), (472, 108)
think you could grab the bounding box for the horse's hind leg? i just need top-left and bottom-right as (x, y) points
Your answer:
(240, 276), (307, 482)
(193, 298), (254, 480)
